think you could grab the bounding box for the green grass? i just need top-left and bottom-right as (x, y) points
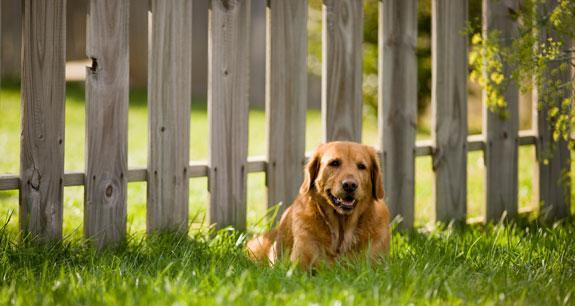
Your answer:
(0, 218), (574, 305)
(1, 82), (574, 304)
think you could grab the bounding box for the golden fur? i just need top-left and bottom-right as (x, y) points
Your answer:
(247, 141), (391, 269)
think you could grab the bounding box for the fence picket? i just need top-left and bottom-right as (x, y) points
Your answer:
(265, 0), (307, 220)
(147, 0), (193, 234)
(322, 0), (363, 142)
(534, 0), (571, 221)
(208, 0), (251, 230)
(483, 0), (520, 221)
(20, 0), (66, 241)
(379, 0), (418, 228)
(85, 0), (129, 247)
(432, 0), (468, 223)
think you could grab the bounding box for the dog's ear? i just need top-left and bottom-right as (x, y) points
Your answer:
(299, 146), (322, 194)
(368, 147), (384, 200)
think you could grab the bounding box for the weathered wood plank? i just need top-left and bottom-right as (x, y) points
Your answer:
(265, 0), (307, 220)
(322, 0), (363, 142)
(147, 0), (193, 234)
(432, 0), (468, 223)
(534, 0), (571, 221)
(208, 0), (251, 231)
(20, 0), (66, 241)
(483, 0), (520, 222)
(188, 162), (208, 177)
(379, 0), (418, 228)
(84, 0), (129, 248)
(0, 175), (20, 190)
(468, 134), (486, 152)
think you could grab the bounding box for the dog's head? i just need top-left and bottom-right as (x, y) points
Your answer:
(300, 142), (384, 215)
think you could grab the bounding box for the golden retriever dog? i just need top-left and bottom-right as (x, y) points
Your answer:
(247, 141), (391, 269)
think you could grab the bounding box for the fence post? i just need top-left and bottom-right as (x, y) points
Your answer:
(379, 0), (418, 228)
(322, 0), (363, 142)
(534, 0), (571, 221)
(265, 0), (307, 220)
(483, 0), (520, 222)
(208, 0), (250, 231)
(432, 0), (468, 223)
(85, 0), (129, 248)
(147, 0), (193, 234)
(20, 0), (66, 241)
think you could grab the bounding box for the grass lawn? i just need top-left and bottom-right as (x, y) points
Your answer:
(0, 82), (574, 304)
(1, 219), (574, 305)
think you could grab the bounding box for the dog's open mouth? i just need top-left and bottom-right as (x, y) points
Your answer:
(327, 190), (356, 211)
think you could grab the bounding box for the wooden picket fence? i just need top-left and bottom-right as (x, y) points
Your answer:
(0, 0), (571, 247)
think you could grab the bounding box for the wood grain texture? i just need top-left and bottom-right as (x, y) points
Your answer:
(534, 0), (571, 221)
(379, 0), (418, 228)
(147, 0), (193, 234)
(0, 175), (20, 190)
(20, 0), (66, 241)
(265, 0), (307, 221)
(483, 0), (520, 221)
(208, 0), (251, 231)
(431, 0), (468, 223)
(84, 0), (129, 248)
(321, 0), (363, 142)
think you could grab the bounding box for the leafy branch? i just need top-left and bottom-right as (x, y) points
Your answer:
(469, 0), (575, 151)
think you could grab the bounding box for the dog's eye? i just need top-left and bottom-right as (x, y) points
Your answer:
(357, 163), (366, 170)
(328, 159), (341, 167)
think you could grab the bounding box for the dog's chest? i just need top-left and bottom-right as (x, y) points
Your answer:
(327, 225), (358, 256)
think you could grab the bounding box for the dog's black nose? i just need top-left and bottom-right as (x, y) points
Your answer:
(342, 179), (358, 193)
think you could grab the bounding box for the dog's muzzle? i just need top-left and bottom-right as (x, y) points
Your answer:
(327, 190), (356, 212)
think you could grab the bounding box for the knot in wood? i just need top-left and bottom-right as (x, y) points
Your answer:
(220, 0), (235, 10)
(97, 173), (121, 205)
(89, 57), (98, 73)
(105, 185), (113, 197)
(30, 168), (41, 191)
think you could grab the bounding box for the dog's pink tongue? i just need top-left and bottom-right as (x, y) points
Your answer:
(341, 198), (355, 207)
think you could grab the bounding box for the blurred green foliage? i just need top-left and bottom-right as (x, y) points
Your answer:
(469, 0), (575, 152)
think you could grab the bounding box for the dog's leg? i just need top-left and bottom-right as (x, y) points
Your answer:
(366, 228), (391, 261)
(246, 231), (277, 264)
(290, 238), (323, 270)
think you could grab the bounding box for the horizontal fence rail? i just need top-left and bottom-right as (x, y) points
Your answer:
(0, 131), (538, 191)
